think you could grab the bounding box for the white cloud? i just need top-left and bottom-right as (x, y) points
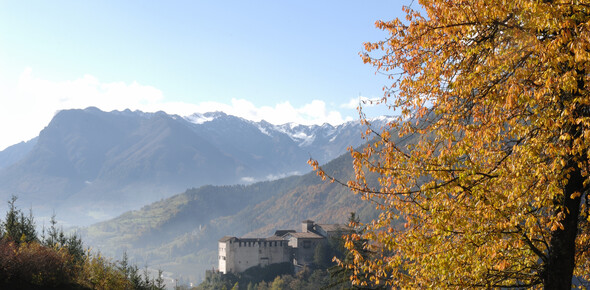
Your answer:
(216, 99), (353, 126)
(0, 68), (166, 150)
(239, 171), (301, 184)
(151, 98), (353, 126)
(341, 96), (383, 109)
(15, 67), (165, 110)
(0, 68), (354, 150)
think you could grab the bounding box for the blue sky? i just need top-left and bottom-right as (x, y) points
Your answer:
(0, 1), (409, 150)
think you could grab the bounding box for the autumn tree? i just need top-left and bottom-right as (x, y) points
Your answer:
(311, 1), (590, 288)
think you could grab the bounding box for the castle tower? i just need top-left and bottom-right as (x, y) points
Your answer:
(302, 220), (314, 233)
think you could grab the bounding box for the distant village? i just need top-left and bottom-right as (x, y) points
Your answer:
(218, 220), (349, 274)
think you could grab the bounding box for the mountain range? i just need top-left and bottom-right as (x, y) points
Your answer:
(0, 107), (391, 225)
(79, 121), (416, 284)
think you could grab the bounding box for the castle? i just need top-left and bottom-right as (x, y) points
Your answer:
(218, 220), (349, 274)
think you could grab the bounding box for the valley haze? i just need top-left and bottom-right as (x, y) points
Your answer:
(0, 107), (392, 226)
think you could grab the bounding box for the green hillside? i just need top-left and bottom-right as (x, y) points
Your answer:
(80, 148), (378, 283)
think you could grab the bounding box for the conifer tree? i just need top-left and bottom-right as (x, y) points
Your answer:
(1, 195), (37, 244)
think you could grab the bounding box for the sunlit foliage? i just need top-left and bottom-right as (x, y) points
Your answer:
(312, 1), (589, 288)
(0, 196), (165, 289)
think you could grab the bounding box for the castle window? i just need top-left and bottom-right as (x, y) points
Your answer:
(303, 240), (311, 249)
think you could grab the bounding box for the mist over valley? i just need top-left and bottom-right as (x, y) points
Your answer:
(0, 106), (396, 284)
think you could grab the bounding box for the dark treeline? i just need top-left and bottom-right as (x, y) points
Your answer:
(0, 195), (165, 289)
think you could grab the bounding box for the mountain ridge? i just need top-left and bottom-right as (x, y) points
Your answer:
(80, 122), (417, 284)
(0, 107), (393, 225)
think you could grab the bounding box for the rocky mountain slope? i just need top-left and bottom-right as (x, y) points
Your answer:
(0, 107), (391, 225)
(80, 124), (415, 284)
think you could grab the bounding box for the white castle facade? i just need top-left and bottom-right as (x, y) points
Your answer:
(218, 220), (348, 274)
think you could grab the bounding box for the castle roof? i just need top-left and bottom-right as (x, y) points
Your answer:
(234, 238), (265, 242)
(266, 235), (288, 241)
(285, 232), (324, 239)
(317, 224), (351, 233)
(219, 236), (236, 242)
(273, 230), (295, 237)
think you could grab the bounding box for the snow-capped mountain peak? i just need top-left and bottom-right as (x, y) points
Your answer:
(184, 111), (228, 124)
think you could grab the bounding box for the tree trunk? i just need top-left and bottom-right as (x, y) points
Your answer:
(544, 163), (583, 289)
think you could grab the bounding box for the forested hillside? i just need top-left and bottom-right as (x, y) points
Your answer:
(80, 146), (386, 283)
